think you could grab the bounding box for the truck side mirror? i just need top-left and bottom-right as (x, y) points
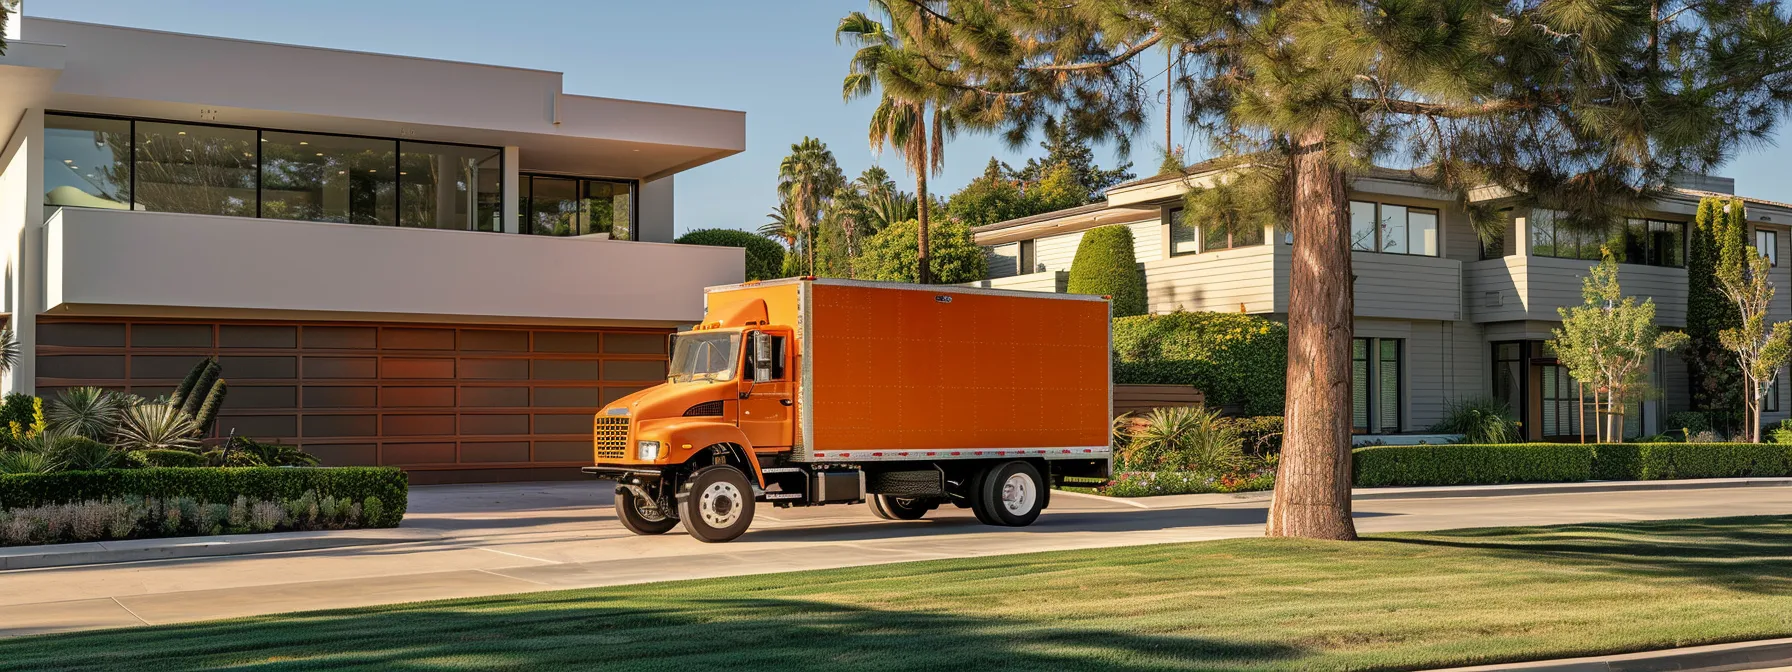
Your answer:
(752, 332), (774, 383)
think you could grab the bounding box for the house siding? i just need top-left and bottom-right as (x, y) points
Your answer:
(1144, 244), (1280, 314)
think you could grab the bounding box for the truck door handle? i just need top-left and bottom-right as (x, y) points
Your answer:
(780, 398), (794, 406)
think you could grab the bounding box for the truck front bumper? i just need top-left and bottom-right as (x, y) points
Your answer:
(582, 465), (668, 480)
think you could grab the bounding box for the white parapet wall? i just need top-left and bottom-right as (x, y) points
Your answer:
(44, 207), (744, 325)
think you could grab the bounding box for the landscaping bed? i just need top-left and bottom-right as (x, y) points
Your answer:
(1355, 442), (1792, 487)
(0, 467), (408, 547)
(2, 516), (1787, 670)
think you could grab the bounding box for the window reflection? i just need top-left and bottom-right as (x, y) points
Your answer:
(521, 175), (637, 237)
(43, 115), (132, 213)
(260, 132), (396, 225)
(527, 176), (581, 236)
(584, 179), (632, 240)
(400, 142), (503, 231)
(134, 122), (258, 217)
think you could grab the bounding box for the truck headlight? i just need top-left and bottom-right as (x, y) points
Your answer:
(637, 440), (661, 461)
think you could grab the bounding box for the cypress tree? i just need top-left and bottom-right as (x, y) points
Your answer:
(1066, 225), (1147, 317)
(1685, 198), (1747, 431)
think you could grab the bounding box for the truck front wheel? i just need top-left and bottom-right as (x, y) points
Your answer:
(614, 487), (678, 536)
(679, 465), (756, 543)
(973, 461), (1046, 527)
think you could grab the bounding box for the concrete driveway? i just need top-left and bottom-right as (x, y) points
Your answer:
(1, 481), (1788, 637)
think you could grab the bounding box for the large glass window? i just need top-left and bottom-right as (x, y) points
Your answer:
(260, 131), (396, 226)
(400, 142), (504, 232)
(521, 175), (638, 238)
(43, 115), (132, 213)
(1350, 201), (1436, 255)
(41, 113), (516, 236)
(1530, 210), (1684, 267)
(134, 121), (259, 217)
(1352, 337), (1403, 433)
(1169, 208), (1198, 255)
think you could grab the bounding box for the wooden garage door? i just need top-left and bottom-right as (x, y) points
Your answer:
(36, 319), (669, 472)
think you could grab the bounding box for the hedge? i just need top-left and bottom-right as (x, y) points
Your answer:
(1112, 312), (1287, 415)
(1357, 443), (1792, 487)
(1353, 444), (1593, 487)
(675, 228), (786, 281)
(1066, 225), (1146, 317)
(0, 467), (408, 527)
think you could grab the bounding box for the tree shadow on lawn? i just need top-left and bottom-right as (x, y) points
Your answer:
(0, 594), (1305, 672)
(1375, 515), (1792, 595)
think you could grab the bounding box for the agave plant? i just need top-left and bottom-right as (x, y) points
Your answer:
(115, 403), (200, 452)
(1430, 397), (1522, 444)
(47, 387), (127, 441)
(224, 436), (319, 467)
(0, 326), (17, 378)
(1123, 406), (1244, 473)
(52, 435), (121, 471)
(0, 443), (57, 474)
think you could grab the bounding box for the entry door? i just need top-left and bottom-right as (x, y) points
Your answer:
(1537, 364), (1582, 440)
(737, 330), (794, 449)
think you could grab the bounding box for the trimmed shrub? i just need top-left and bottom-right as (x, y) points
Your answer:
(1666, 411), (1713, 436)
(1636, 443), (1791, 479)
(1590, 444), (1643, 481)
(0, 467), (408, 527)
(675, 228), (786, 281)
(1112, 311), (1287, 415)
(1066, 225), (1146, 316)
(1353, 444), (1594, 487)
(854, 219), (986, 284)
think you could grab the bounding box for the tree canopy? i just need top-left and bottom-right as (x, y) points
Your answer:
(855, 219), (987, 283)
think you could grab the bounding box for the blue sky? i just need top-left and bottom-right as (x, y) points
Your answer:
(31, 0), (1792, 233)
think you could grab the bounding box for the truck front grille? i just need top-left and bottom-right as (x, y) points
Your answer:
(594, 416), (629, 460)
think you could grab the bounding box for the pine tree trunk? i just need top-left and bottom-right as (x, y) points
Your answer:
(1267, 132), (1358, 541)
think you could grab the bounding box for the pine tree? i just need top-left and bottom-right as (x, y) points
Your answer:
(861, 0), (1792, 539)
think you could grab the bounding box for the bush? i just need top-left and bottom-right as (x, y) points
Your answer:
(853, 219), (986, 284)
(1221, 416), (1283, 456)
(1121, 406), (1243, 472)
(1112, 311), (1288, 415)
(1429, 397), (1522, 444)
(675, 228), (786, 281)
(0, 467), (408, 527)
(1353, 444), (1593, 487)
(1066, 225), (1146, 317)
(1666, 411), (1713, 436)
(0, 489), (387, 546)
(1590, 444), (1643, 481)
(138, 448), (205, 468)
(1635, 443), (1791, 479)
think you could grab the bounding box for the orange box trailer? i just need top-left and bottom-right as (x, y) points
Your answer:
(584, 278), (1113, 542)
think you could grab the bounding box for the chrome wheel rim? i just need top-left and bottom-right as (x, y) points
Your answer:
(1001, 473), (1036, 514)
(633, 494), (668, 523)
(699, 481), (743, 528)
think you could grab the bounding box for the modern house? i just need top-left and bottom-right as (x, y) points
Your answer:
(0, 13), (747, 482)
(973, 163), (1792, 440)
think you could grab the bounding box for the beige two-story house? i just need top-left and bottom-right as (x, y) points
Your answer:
(972, 166), (1792, 440)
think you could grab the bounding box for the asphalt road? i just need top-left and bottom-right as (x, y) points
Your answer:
(1, 481), (1788, 637)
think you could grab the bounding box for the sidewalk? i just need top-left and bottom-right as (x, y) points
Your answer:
(1428, 636), (1792, 671)
(3, 477), (1788, 572)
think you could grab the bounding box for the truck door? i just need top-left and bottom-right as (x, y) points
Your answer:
(738, 329), (794, 449)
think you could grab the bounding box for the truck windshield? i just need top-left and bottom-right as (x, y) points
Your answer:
(668, 331), (740, 383)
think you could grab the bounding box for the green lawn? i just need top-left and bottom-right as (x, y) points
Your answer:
(5, 516), (1791, 671)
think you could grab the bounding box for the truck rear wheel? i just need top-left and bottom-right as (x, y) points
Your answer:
(679, 465), (756, 543)
(614, 487), (677, 535)
(973, 461), (1046, 527)
(868, 495), (933, 520)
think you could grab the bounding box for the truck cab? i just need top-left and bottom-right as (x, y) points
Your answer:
(584, 278), (1112, 543)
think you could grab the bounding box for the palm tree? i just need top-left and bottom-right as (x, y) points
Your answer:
(759, 200), (801, 251)
(839, 5), (956, 284)
(777, 138), (844, 276)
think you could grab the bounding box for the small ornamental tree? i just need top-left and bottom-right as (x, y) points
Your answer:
(1550, 253), (1687, 442)
(1685, 198), (1747, 430)
(854, 219), (985, 284)
(1710, 197), (1792, 442)
(675, 229), (786, 281)
(1066, 225), (1147, 317)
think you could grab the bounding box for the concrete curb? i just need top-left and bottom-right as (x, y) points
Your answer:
(0, 528), (431, 572)
(1427, 636), (1792, 671)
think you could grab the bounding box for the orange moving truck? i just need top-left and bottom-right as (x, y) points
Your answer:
(583, 278), (1112, 542)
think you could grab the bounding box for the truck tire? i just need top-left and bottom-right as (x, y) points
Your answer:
(966, 467), (997, 525)
(868, 495), (932, 520)
(613, 487), (677, 535)
(974, 461), (1046, 527)
(679, 465), (756, 543)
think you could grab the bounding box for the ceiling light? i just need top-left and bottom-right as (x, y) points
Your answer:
(338, 171), (346, 175)
(178, 131), (186, 135)
(316, 153), (324, 157)
(261, 138), (267, 142)
(368, 169), (377, 173)
(399, 172), (407, 175)
(300, 141), (308, 145)
(62, 159), (72, 163)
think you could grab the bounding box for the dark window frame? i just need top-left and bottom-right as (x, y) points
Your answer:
(1756, 228), (1779, 267)
(1351, 336), (1405, 434)
(44, 111), (505, 233)
(1167, 205), (1265, 256)
(1528, 210), (1686, 268)
(518, 173), (641, 238)
(1349, 200), (1440, 257)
